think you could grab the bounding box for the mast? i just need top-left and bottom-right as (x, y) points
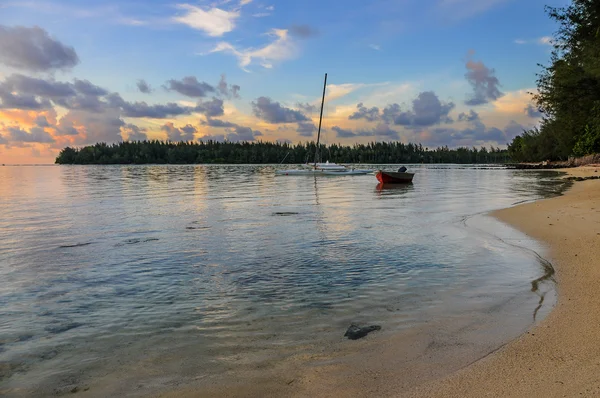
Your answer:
(314, 73), (327, 166)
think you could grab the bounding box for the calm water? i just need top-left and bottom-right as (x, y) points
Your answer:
(0, 165), (567, 396)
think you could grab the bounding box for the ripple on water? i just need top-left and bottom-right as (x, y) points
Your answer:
(0, 165), (567, 394)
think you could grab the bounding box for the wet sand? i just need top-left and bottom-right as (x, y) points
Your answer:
(406, 166), (600, 397)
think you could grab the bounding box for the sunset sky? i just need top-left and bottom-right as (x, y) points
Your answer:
(0, 0), (568, 164)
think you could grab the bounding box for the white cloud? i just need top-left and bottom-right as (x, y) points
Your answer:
(514, 36), (553, 46)
(327, 83), (371, 102)
(173, 4), (239, 37)
(210, 29), (297, 71)
(240, 0), (252, 4)
(369, 44), (381, 51)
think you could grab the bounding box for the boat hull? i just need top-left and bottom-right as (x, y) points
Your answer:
(276, 169), (371, 176)
(375, 170), (414, 184)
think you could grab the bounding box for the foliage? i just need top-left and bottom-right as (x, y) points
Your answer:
(55, 140), (510, 165)
(573, 124), (600, 156)
(508, 0), (600, 161)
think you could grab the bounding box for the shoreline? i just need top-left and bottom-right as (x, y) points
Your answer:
(405, 166), (600, 397)
(154, 170), (576, 398)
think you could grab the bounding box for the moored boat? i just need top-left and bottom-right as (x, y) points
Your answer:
(276, 161), (371, 175)
(375, 169), (414, 184)
(276, 73), (373, 177)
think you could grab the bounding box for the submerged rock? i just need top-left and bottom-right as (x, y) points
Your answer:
(344, 324), (381, 340)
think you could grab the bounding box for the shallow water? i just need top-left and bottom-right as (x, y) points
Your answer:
(0, 164), (568, 395)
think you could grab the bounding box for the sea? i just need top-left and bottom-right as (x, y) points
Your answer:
(0, 164), (569, 396)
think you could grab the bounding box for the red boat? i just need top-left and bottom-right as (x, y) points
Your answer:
(375, 170), (414, 184)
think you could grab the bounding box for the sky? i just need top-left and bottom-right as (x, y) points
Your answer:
(0, 0), (569, 164)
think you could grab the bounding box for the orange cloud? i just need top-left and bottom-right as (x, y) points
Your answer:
(492, 89), (536, 115)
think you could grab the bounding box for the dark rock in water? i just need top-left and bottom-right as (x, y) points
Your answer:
(344, 324), (381, 340)
(272, 212), (299, 216)
(44, 322), (83, 334)
(59, 242), (92, 248)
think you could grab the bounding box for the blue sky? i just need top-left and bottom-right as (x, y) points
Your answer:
(0, 0), (569, 163)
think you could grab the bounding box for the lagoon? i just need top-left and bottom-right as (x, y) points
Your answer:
(0, 164), (567, 396)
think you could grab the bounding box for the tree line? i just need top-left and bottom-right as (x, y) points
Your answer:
(508, 0), (600, 162)
(55, 140), (510, 165)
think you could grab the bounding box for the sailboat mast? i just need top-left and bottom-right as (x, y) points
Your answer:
(314, 73), (327, 166)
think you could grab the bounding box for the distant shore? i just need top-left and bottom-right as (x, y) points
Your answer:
(405, 165), (600, 397)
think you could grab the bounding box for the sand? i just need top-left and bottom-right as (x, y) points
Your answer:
(405, 166), (600, 397)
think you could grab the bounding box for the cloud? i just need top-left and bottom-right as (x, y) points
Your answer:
(252, 96), (309, 123)
(108, 93), (224, 118)
(348, 92), (454, 128)
(225, 125), (262, 141)
(0, 25), (79, 72)
(369, 44), (381, 51)
(201, 117), (238, 128)
(57, 108), (125, 144)
(172, 4), (239, 37)
(165, 76), (215, 98)
(34, 115), (51, 127)
(326, 83), (373, 102)
(210, 28), (297, 71)
(194, 98), (225, 117)
(358, 123), (401, 139)
(296, 121), (316, 137)
(5, 126), (55, 143)
(514, 36), (553, 46)
(349, 103), (380, 122)
(200, 125), (261, 142)
(217, 74), (240, 98)
(425, 117), (524, 147)
(457, 109), (479, 122)
(54, 116), (80, 136)
(524, 104), (542, 118)
(1, 74), (76, 101)
(332, 124), (401, 139)
(161, 122), (197, 141)
(200, 117), (262, 141)
(136, 79), (152, 94)
(0, 73), (226, 122)
(332, 126), (356, 138)
(296, 102), (317, 114)
(288, 25), (318, 38)
(504, 120), (526, 140)
(122, 123), (148, 141)
(0, 74), (110, 112)
(464, 56), (503, 106)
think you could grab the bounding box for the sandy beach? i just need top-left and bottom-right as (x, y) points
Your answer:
(405, 166), (600, 397)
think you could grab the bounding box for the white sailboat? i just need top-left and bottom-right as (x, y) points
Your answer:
(275, 73), (372, 176)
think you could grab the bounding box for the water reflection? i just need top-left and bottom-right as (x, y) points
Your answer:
(375, 182), (415, 196)
(0, 164), (571, 396)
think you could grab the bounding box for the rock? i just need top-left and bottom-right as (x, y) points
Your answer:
(344, 324), (381, 340)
